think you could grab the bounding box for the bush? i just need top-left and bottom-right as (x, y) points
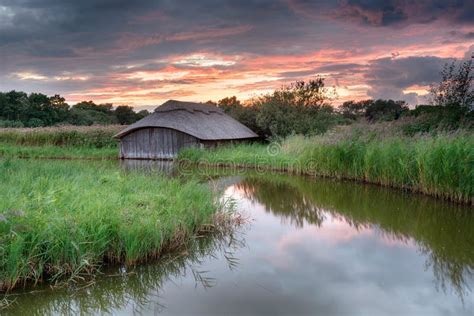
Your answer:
(365, 99), (408, 122)
(402, 104), (473, 135)
(26, 118), (45, 128)
(0, 120), (24, 128)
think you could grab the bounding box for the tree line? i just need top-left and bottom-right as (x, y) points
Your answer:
(0, 92), (150, 127)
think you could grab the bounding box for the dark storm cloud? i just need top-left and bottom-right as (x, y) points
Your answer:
(0, 0), (306, 74)
(5, 0), (465, 70)
(0, 0), (286, 48)
(333, 0), (474, 27)
(366, 56), (448, 88)
(365, 56), (450, 103)
(1, 0), (471, 60)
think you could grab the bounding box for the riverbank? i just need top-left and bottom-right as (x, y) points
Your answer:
(0, 159), (233, 292)
(1, 125), (472, 204)
(3, 169), (472, 315)
(179, 129), (473, 205)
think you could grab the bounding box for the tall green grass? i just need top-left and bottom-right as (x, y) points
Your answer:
(0, 144), (117, 160)
(0, 159), (221, 291)
(0, 125), (121, 148)
(0, 125), (121, 159)
(179, 132), (474, 204)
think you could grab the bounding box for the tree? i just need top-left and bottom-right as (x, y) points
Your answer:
(273, 77), (336, 108)
(218, 96), (262, 136)
(0, 91), (29, 122)
(50, 95), (70, 123)
(252, 78), (341, 138)
(365, 99), (408, 122)
(218, 96), (241, 110)
(73, 101), (114, 114)
(27, 93), (55, 126)
(115, 105), (138, 125)
(340, 100), (372, 120)
(430, 54), (474, 110)
(70, 101), (116, 125)
(136, 109), (150, 120)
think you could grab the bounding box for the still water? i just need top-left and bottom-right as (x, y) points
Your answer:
(4, 166), (474, 315)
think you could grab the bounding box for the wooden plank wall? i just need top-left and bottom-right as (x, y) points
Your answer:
(119, 127), (199, 159)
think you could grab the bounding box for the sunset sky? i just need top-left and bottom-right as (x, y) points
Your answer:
(0, 0), (473, 109)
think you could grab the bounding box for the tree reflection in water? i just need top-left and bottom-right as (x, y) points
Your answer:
(236, 174), (474, 301)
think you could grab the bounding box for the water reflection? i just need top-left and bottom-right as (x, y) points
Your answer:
(3, 171), (474, 315)
(3, 224), (246, 316)
(237, 175), (474, 300)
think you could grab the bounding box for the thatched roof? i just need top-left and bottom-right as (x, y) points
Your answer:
(114, 100), (259, 140)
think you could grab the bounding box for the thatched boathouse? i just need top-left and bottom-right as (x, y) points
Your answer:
(114, 100), (258, 159)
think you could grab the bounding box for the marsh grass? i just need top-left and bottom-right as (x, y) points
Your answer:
(179, 130), (473, 204)
(0, 125), (121, 159)
(0, 159), (226, 291)
(0, 144), (117, 160)
(0, 125), (121, 148)
(1, 209), (247, 314)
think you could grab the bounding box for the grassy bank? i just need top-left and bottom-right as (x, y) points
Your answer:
(179, 127), (474, 204)
(0, 159), (226, 291)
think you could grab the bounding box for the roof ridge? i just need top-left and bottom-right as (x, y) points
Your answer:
(154, 100), (223, 114)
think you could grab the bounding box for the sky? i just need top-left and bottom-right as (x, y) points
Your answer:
(0, 0), (473, 109)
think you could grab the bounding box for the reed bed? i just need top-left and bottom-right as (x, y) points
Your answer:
(179, 130), (474, 204)
(0, 125), (122, 148)
(0, 159), (225, 291)
(0, 144), (118, 160)
(0, 125), (120, 159)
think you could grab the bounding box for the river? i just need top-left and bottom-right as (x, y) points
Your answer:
(4, 164), (474, 315)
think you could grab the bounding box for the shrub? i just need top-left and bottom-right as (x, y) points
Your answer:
(402, 104), (473, 135)
(0, 120), (24, 128)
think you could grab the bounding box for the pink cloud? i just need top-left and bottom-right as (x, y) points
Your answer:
(277, 214), (415, 250)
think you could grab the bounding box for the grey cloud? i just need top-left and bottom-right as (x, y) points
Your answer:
(366, 56), (448, 88)
(316, 63), (366, 73)
(279, 63), (365, 78)
(333, 0), (474, 27)
(0, 0), (305, 69)
(365, 55), (450, 104)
